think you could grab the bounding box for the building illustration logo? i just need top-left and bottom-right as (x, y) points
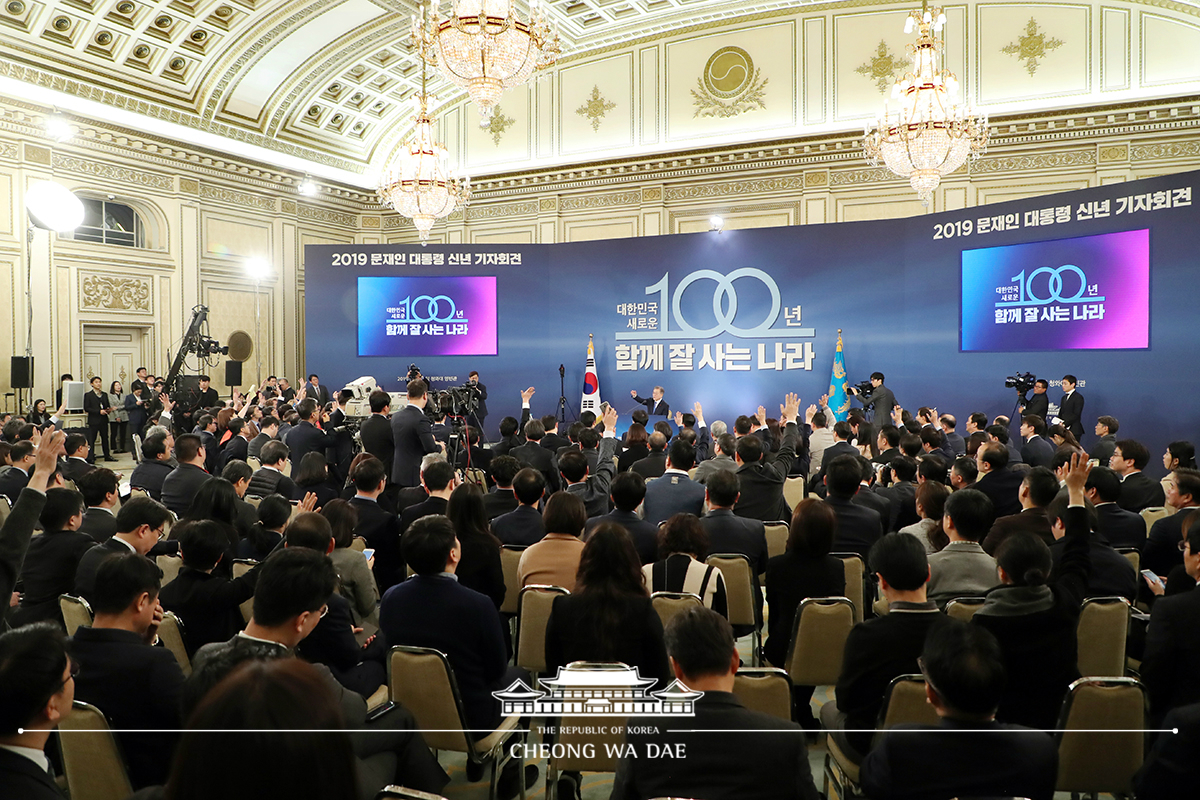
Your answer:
(493, 663), (701, 717)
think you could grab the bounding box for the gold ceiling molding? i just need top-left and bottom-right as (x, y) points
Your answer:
(361, 216), (381, 228)
(297, 204), (357, 228)
(1131, 140), (1200, 160)
(665, 176), (804, 201)
(281, 199), (298, 213)
(576, 86), (617, 132)
(23, 142), (51, 164)
(559, 190), (641, 211)
(1098, 144), (1130, 162)
(199, 183), (276, 211)
(465, 201), (539, 221)
(0, 141), (19, 160)
(827, 167), (895, 186)
(856, 40), (906, 94)
(1001, 18), (1065, 76)
(179, 178), (200, 194)
(52, 154), (174, 191)
(486, 107), (517, 146)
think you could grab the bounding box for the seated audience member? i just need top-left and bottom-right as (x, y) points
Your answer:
(586, 471), (658, 564)
(1046, 494), (1137, 601)
(509, 419), (558, 492)
(399, 458), (456, 535)
(74, 496), (173, 604)
(644, 513), (728, 618)
(10, 488), (93, 626)
(491, 467), (547, 546)
(860, 621), (1058, 800)
(631, 431), (669, 479)
(0, 441), (36, 503)
(1089, 415), (1119, 465)
(163, 659), (359, 800)
(190, 547), (450, 800)
(1135, 701), (1200, 799)
(822, 532), (949, 762)
(483, 455), (521, 520)
(220, 416), (251, 468)
(180, 478), (244, 574)
(1086, 466), (1147, 550)
(75, 468), (120, 542)
(0, 623), (76, 800)
(986, 423), (1023, 467)
(1110, 439), (1166, 512)
(917, 454), (948, 487)
(823, 454), (884, 559)
(323, 500), (379, 631)
(809, 420), (857, 495)
(875, 455), (919, 532)
(221, 459), (261, 539)
(899, 480), (950, 553)
(949, 455), (978, 490)
(617, 422), (650, 473)
(248, 440), (300, 500)
(1143, 468), (1200, 578)
(642, 440), (705, 525)
(161, 433), (211, 515)
(559, 406), (620, 518)
(982, 466), (1057, 554)
(852, 456), (892, 521)
(700, 469), (769, 621)
(294, 452), (339, 508)
(70, 552), (184, 789)
(61, 436), (95, 484)
(446, 484), (505, 610)
(377, 515), (535, 797)
(695, 432), (739, 484)
(974, 442), (1026, 518)
(239, 493), (290, 561)
(159, 520), (261, 655)
(734, 395), (803, 520)
(611, 606), (820, 800)
(927, 488), (998, 605)
(972, 453), (1093, 730)
(246, 414), (279, 461)
(1141, 513), (1200, 725)
(518, 491), (587, 590)
(347, 456), (403, 592)
(130, 433), (173, 501)
(764, 498), (844, 727)
(1019, 415), (1055, 468)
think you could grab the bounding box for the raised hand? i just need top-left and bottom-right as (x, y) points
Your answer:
(298, 493), (319, 513)
(160, 393), (174, 413)
(29, 431), (66, 493)
(602, 404), (618, 430)
(630, 389), (637, 398)
(781, 392), (801, 421)
(756, 405), (767, 426)
(1064, 451), (1092, 496)
(521, 386), (536, 403)
(693, 402), (703, 419)
(805, 404), (818, 423)
(674, 411), (683, 426)
(819, 394), (829, 407)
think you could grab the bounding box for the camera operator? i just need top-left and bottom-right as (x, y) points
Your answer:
(466, 370), (488, 433)
(405, 364), (431, 394)
(1021, 379), (1049, 420)
(847, 372), (896, 421)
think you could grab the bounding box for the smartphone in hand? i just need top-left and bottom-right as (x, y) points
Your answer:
(362, 548), (375, 561)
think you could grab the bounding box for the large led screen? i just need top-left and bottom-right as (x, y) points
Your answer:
(357, 276), (498, 356)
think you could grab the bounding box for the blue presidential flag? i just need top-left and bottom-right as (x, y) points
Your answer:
(828, 330), (851, 422)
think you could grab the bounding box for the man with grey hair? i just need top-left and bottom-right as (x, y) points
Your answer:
(710, 419), (728, 438)
(631, 385), (670, 417)
(694, 433), (739, 484)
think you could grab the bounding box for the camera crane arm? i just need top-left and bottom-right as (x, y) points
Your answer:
(162, 305), (209, 396)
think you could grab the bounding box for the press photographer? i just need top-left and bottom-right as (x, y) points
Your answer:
(1007, 374), (1048, 419)
(847, 372), (896, 421)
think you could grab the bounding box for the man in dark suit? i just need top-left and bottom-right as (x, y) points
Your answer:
(348, 457), (405, 592)
(643, 441), (706, 525)
(824, 454), (885, 559)
(860, 620), (1057, 800)
(0, 623), (76, 800)
(70, 553), (184, 789)
(192, 375), (220, 412)
(160, 433), (211, 516)
(286, 399), (334, 478)
(1090, 416), (1119, 466)
(540, 414), (570, 453)
(1045, 495), (1137, 601)
(391, 380), (442, 488)
(10, 488), (93, 627)
(0, 440), (36, 504)
(1021, 379), (1050, 420)
(359, 390), (396, 478)
(701, 469), (769, 621)
(732, 395), (803, 521)
(611, 605), (820, 800)
(130, 433), (174, 501)
(483, 456), (521, 521)
(1111, 439), (1167, 512)
(1058, 375), (1085, 441)
(974, 443), (1026, 518)
(125, 385), (149, 448)
(630, 431), (669, 479)
(83, 375), (116, 462)
(874, 456), (919, 532)
(586, 472), (658, 564)
(1019, 415), (1056, 469)
(560, 406), (620, 518)
(247, 415), (278, 461)
(1141, 518), (1200, 725)
(852, 457), (892, 521)
(194, 414), (221, 476)
(1143, 469), (1200, 578)
(848, 371), (896, 426)
(939, 414), (966, 456)
(465, 370), (488, 433)
(982, 466), (1058, 554)
(219, 417), (250, 468)
(0, 433), (61, 630)
(630, 385), (670, 417)
(247, 440), (299, 500)
(491, 468), (547, 546)
(509, 418), (560, 492)
(399, 460), (455, 536)
(306, 373), (331, 406)
(76, 467), (120, 542)
(1086, 466), (1148, 550)
(808, 421), (857, 497)
(1137, 702), (1200, 798)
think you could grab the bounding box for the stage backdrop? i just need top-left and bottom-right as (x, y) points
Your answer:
(306, 169), (1197, 463)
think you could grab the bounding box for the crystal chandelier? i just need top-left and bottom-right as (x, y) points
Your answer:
(413, 0), (560, 122)
(377, 60), (470, 241)
(862, 4), (989, 205)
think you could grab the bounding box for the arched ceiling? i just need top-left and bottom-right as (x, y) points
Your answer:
(0, 0), (1197, 189)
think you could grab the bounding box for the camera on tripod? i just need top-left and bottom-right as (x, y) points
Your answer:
(853, 380), (874, 395)
(1004, 372), (1037, 393)
(406, 363), (422, 383)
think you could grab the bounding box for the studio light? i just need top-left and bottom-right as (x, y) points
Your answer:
(26, 181), (84, 232)
(246, 258), (270, 388)
(45, 113), (73, 143)
(298, 176), (319, 196)
(246, 258), (270, 281)
(709, 215), (725, 232)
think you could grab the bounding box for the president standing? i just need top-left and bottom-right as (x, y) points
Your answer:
(631, 386), (670, 417)
(391, 379), (443, 487)
(1059, 375), (1085, 441)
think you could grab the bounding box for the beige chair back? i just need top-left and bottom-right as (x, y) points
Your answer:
(832, 553), (865, 622)
(233, 559), (258, 623)
(1140, 506), (1169, 534)
(783, 476), (806, 510)
(550, 712), (626, 773)
(0, 495), (10, 526)
(128, 487), (149, 501)
(158, 612), (191, 676)
(732, 668), (793, 722)
(60, 594), (94, 637)
(1056, 677), (1147, 795)
(350, 536), (367, 552)
(1077, 597), (1130, 677)
(131, 434), (143, 463)
(247, 456), (262, 472)
(1116, 547), (1140, 574)
(516, 584), (569, 674)
(387, 646), (472, 753)
(705, 554), (754, 628)
(944, 597), (988, 622)
(499, 545), (527, 615)
(877, 675), (939, 730)
(59, 701), (132, 800)
(785, 596), (854, 686)
(245, 495), (262, 508)
(764, 522), (789, 562)
(650, 592), (702, 630)
(687, 467), (698, 480)
(289, 502), (303, 522)
(156, 555), (183, 587)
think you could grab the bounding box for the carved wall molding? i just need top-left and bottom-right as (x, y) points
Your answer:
(970, 150), (1096, 174)
(0, 141), (20, 160)
(297, 204), (358, 228)
(80, 273), (153, 314)
(1132, 141), (1200, 160)
(53, 155), (173, 191)
(828, 167), (897, 186)
(199, 184), (276, 211)
(665, 176), (805, 201)
(559, 190), (642, 210)
(465, 202), (540, 221)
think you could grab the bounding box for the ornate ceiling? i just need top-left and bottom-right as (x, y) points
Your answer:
(0, 0), (1197, 190)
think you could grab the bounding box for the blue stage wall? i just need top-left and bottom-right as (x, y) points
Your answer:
(305, 169), (1198, 465)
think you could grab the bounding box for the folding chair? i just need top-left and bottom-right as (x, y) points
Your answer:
(58, 701), (133, 800)
(233, 558), (258, 623)
(1055, 676), (1147, 796)
(515, 584), (569, 675)
(1115, 547), (1140, 574)
(784, 597), (855, 688)
(783, 476), (806, 510)
(131, 433), (143, 464)
(158, 611), (191, 676)
(245, 495), (263, 508)
(732, 667), (793, 722)
(387, 646), (526, 800)
(156, 554), (183, 587)
(706, 553), (761, 665)
(247, 456), (262, 472)
(831, 552), (866, 622)
(650, 591), (703, 631)
(764, 521), (789, 562)
(544, 663), (628, 800)
(461, 467), (488, 489)
(1139, 506), (1169, 535)
(128, 487), (149, 501)
(0, 494), (11, 526)
(60, 594), (94, 636)
(499, 545), (528, 616)
(1077, 596), (1131, 678)
(944, 596), (988, 622)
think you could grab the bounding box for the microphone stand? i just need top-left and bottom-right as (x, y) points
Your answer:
(556, 364), (575, 424)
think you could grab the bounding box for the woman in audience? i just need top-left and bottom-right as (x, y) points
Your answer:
(238, 494), (290, 561)
(764, 499), (844, 727)
(215, 407), (236, 445)
(163, 659), (358, 800)
(1047, 423), (1080, 450)
(445, 483), (505, 608)
(617, 422), (650, 472)
(323, 499), (379, 630)
(26, 398), (50, 426)
(183, 477), (242, 574)
(294, 452), (338, 508)
(966, 430), (988, 458)
(900, 481), (951, 553)
(107, 380), (130, 453)
(644, 513), (727, 618)
(1163, 442), (1196, 509)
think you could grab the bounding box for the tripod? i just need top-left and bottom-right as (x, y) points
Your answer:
(556, 364), (576, 425)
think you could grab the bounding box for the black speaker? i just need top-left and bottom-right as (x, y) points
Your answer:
(224, 360), (242, 386)
(10, 356), (33, 389)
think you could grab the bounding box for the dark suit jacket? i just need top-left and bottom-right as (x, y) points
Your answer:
(861, 719), (1057, 800)
(62, 458), (95, 485)
(586, 509), (657, 564)
(399, 496), (448, 537)
(564, 437), (618, 519)
(611, 691), (820, 800)
(1050, 533), (1137, 601)
(197, 430), (220, 476)
(247, 431), (272, 460)
(874, 480), (918, 532)
(632, 394), (671, 417)
(160, 462), (211, 515)
(1117, 471), (1166, 513)
(1023, 392), (1049, 419)
(0, 467), (31, 504)
(11, 528), (95, 626)
(129, 459), (172, 501)
(296, 590), (385, 687)
(390, 406), (440, 487)
(643, 471), (706, 525)
(72, 538), (135, 605)
(735, 422), (803, 521)
(854, 385), (897, 423)
(943, 431), (967, 456)
(764, 552), (845, 668)
(350, 496), (404, 592)
(1144, 508), (1195, 578)
(83, 389), (111, 426)
(808, 440), (858, 495)
(617, 443), (650, 474)
(0, 747), (64, 800)
(1136, 702), (1200, 798)
(852, 485), (892, 525)
(630, 451), (667, 479)
(1095, 502), (1147, 550)
(545, 593), (670, 688)
(983, 507), (1053, 555)
(70, 626), (184, 789)
(483, 488), (519, 521)
(79, 507), (118, 542)
(1021, 435), (1056, 469)
(1090, 434), (1117, 466)
(456, 533), (506, 609)
(701, 509), (769, 575)
(491, 505), (546, 547)
(220, 435), (249, 468)
(1059, 391), (1085, 439)
(975, 468), (1026, 517)
(509, 441), (560, 492)
(307, 382), (331, 406)
(0, 487), (47, 629)
(1142, 584), (1200, 722)
(286, 421), (333, 478)
(157, 564), (259, 655)
(827, 495), (885, 560)
(379, 575), (508, 731)
(541, 432), (570, 453)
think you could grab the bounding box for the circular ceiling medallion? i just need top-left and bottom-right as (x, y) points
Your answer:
(169, 57), (185, 71)
(215, 5), (233, 17)
(116, 1), (134, 13)
(190, 29), (206, 42)
(703, 46), (754, 99)
(133, 44), (150, 58)
(6, 1), (25, 15)
(52, 16), (71, 31)
(155, 15), (171, 28)
(95, 31), (112, 45)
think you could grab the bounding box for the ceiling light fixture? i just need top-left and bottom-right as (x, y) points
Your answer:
(298, 175), (318, 196)
(709, 215), (725, 232)
(45, 112), (73, 142)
